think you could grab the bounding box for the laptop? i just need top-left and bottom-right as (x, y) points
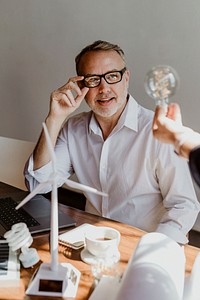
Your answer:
(0, 191), (76, 238)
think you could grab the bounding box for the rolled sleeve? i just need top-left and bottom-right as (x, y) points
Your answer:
(156, 223), (189, 244)
(156, 198), (200, 244)
(24, 154), (54, 192)
(155, 148), (200, 244)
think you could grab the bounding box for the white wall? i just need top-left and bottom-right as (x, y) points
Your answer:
(0, 136), (35, 190)
(1, 0), (200, 142)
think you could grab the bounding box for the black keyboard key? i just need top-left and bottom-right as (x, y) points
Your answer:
(0, 197), (39, 230)
(0, 243), (9, 275)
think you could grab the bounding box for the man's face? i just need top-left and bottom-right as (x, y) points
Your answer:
(78, 50), (130, 120)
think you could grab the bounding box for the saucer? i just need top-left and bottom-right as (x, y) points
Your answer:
(80, 248), (120, 265)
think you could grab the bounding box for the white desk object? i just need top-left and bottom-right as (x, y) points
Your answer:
(0, 240), (20, 287)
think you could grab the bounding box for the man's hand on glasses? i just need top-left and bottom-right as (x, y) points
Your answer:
(49, 76), (89, 122)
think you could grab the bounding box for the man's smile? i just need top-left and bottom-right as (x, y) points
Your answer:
(96, 97), (115, 105)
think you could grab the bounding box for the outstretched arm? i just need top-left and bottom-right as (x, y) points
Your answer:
(152, 103), (200, 159)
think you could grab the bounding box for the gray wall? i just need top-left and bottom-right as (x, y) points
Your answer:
(1, 0), (200, 142)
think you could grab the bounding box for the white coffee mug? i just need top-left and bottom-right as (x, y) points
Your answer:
(85, 226), (120, 258)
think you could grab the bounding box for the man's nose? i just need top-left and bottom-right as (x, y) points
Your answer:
(98, 77), (110, 92)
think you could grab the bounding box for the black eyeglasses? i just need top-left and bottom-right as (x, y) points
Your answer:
(82, 67), (127, 88)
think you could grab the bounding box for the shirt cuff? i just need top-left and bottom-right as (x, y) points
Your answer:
(155, 224), (188, 245)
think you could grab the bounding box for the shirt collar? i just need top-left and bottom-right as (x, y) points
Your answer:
(89, 94), (139, 134)
(117, 94), (138, 132)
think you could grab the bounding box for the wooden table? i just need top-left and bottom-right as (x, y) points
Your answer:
(0, 182), (199, 299)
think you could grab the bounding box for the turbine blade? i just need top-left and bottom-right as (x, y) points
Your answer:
(42, 122), (57, 172)
(64, 178), (108, 197)
(15, 182), (48, 209)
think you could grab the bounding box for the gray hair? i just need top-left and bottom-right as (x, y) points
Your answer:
(75, 40), (126, 74)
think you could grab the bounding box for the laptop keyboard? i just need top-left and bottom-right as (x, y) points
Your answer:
(0, 197), (40, 230)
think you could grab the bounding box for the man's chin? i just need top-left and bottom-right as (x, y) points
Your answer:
(93, 107), (118, 118)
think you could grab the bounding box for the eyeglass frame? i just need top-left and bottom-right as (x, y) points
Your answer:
(81, 67), (127, 88)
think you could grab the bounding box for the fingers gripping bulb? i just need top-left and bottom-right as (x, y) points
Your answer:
(4, 223), (40, 268)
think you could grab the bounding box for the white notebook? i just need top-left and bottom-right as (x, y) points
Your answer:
(58, 223), (97, 250)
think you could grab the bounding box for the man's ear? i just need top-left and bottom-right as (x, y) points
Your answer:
(125, 69), (130, 89)
(125, 69), (130, 82)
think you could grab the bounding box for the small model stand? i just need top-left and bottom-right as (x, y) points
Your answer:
(26, 262), (80, 298)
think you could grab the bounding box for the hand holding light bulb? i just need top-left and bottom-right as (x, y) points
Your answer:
(145, 67), (200, 160)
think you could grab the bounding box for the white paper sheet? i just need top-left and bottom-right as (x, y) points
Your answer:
(115, 232), (185, 300)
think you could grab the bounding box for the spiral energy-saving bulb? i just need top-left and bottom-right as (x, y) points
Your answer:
(4, 222), (40, 268)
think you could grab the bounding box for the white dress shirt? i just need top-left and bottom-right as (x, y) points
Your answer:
(24, 95), (200, 244)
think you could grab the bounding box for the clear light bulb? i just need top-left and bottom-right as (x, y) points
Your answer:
(144, 65), (179, 106)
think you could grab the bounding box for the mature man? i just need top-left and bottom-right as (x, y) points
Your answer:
(25, 40), (200, 244)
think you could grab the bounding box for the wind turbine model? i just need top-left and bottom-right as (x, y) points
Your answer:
(16, 122), (108, 298)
